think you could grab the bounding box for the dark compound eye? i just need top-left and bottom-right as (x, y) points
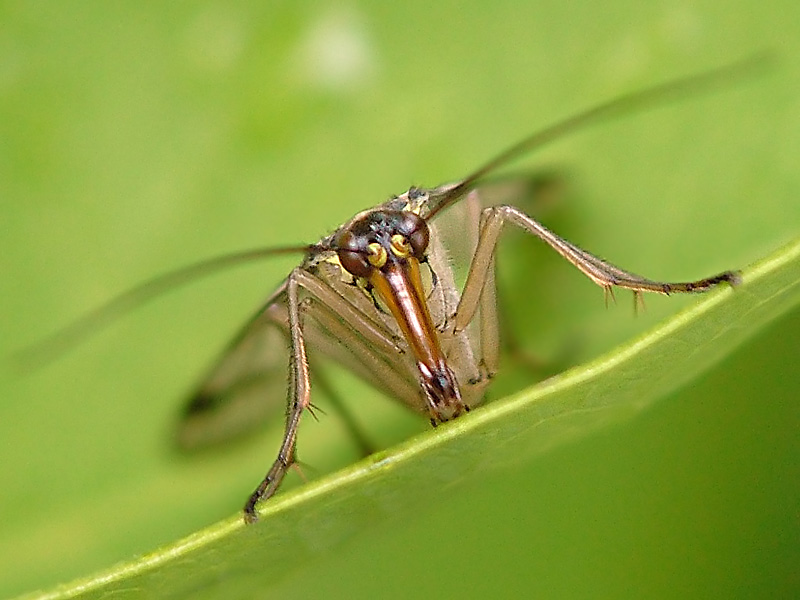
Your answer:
(335, 210), (429, 274)
(408, 219), (429, 256)
(337, 249), (372, 278)
(334, 230), (372, 278)
(400, 212), (429, 257)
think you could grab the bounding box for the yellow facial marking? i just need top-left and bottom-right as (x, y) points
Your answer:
(323, 253), (355, 284)
(402, 194), (427, 215)
(367, 242), (387, 268)
(390, 234), (411, 258)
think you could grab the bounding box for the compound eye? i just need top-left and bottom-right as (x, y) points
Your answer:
(407, 218), (429, 257)
(337, 249), (372, 278)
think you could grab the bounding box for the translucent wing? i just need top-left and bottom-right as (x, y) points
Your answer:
(176, 282), (291, 450)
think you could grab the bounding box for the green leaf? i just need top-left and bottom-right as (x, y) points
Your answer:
(2, 2), (799, 599)
(14, 238), (800, 600)
(14, 241), (800, 598)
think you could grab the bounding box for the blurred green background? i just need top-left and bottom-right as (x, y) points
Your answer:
(0, 1), (798, 598)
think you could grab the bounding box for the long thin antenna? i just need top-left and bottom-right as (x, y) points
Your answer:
(425, 52), (771, 220)
(14, 244), (315, 370)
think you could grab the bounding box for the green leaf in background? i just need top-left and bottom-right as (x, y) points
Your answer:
(14, 238), (800, 600)
(1, 1), (798, 599)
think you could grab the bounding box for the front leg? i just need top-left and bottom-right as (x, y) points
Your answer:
(451, 204), (740, 338)
(243, 268), (311, 523)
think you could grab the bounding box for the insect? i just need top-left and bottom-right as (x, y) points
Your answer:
(22, 57), (760, 524)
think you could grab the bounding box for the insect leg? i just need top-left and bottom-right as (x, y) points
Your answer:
(451, 204), (740, 335)
(244, 266), (425, 521)
(243, 268), (310, 523)
(292, 269), (404, 357)
(477, 212), (501, 377)
(299, 295), (421, 408)
(265, 273), (417, 405)
(461, 190), (501, 377)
